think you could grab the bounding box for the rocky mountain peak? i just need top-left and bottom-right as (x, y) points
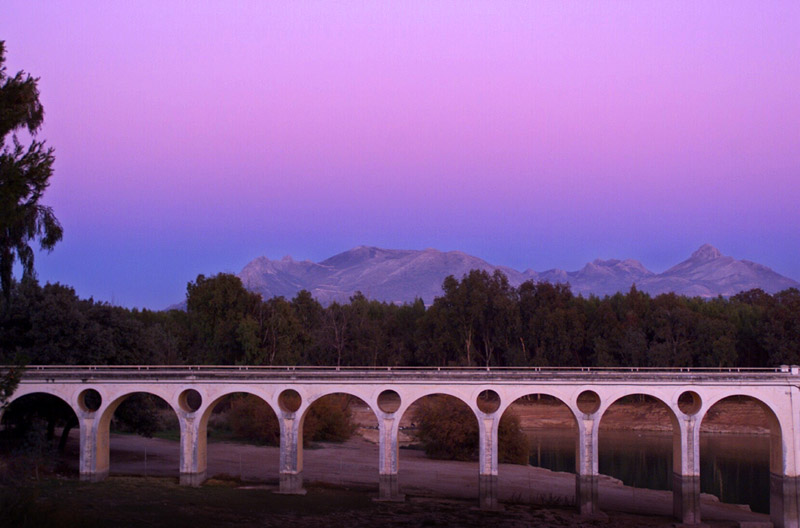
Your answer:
(233, 245), (799, 306)
(690, 244), (722, 261)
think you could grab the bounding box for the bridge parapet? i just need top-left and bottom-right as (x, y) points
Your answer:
(13, 365), (799, 384)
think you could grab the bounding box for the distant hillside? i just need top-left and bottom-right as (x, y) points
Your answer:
(236, 244), (799, 305)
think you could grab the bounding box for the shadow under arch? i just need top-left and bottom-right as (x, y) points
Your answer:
(198, 390), (280, 482)
(1, 392), (81, 478)
(699, 394), (780, 518)
(98, 391), (182, 478)
(396, 392), (480, 501)
(597, 393), (681, 504)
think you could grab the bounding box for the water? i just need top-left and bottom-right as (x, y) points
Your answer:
(527, 429), (770, 514)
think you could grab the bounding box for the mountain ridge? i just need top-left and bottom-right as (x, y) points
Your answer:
(235, 245), (799, 305)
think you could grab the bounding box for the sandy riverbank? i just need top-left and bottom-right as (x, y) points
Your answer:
(353, 397), (771, 445)
(68, 431), (769, 527)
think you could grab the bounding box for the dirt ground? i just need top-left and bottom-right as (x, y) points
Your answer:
(0, 476), (750, 528)
(70, 430), (769, 527)
(15, 398), (770, 527)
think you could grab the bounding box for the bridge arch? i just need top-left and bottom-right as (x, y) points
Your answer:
(496, 391), (579, 499)
(394, 388), (477, 424)
(1, 390), (82, 477)
(92, 388), (182, 479)
(699, 391), (784, 474)
(188, 388), (278, 483)
(196, 388), (276, 434)
(596, 390), (683, 515)
(699, 391), (788, 526)
(394, 391), (482, 501)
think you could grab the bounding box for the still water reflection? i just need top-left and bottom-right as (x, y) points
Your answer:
(527, 429), (769, 514)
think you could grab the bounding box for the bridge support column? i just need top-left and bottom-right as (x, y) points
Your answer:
(673, 416), (702, 524)
(575, 416), (602, 518)
(772, 473), (800, 528)
(79, 415), (107, 482)
(179, 412), (207, 486)
(278, 411), (306, 495)
(376, 416), (404, 501)
(478, 415), (501, 510)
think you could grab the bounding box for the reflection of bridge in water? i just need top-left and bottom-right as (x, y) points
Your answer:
(7, 366), (800, 527)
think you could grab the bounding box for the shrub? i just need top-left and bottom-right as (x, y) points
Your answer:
(303, 394), (356, 443)
(226, 394), (357, 446)
(227, 395), (280, 445)
(413, 396), (529, 464)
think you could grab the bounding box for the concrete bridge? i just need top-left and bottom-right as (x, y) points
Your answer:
(5, 365), (800, 527)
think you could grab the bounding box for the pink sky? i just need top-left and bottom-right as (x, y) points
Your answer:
(2, 2), (799, 308)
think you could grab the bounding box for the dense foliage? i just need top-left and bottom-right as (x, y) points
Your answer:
(226, 394), (355, 446)
(2, 271), (799, 369)
(413, 396), (529, 464)
(0, 41), (62, 300)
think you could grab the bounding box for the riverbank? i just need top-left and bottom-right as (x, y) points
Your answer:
(353, 397), (771, 445)
(63, 432), (768, 526)
(0, 475), (737, 528)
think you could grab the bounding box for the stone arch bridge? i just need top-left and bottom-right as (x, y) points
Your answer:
(5, 366), (800, 527)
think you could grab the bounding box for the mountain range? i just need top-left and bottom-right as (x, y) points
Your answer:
(237, 244), (799, 305)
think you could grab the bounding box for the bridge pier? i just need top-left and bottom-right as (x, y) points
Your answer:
(575, 413), (603, 518)
(278, 410), (306, 495)
(79, 414), (109, 482)
(376, 415), (404, 501)
(478, 415), (501, 510)
(673, 414), (702, 525)
(772, 473), (800, 528)
(178, 412), (207, 487)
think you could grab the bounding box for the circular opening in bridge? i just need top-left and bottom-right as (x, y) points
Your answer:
(179, 389), (202, 413)
(377, 390), (401, 413)
(677, 391), (702, 416)
(278, 389), (302, 413)
(476, 389), (501, 414)
(576, 390), (600, 415)
(78, 389), (102, 412)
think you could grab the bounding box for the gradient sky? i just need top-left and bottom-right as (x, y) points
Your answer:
(2, 2), (799, 309)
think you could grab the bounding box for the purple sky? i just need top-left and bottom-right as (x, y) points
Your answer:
(2, 2), (799, 309)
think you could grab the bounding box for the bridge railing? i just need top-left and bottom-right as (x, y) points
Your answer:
(11, 364), (792, 374)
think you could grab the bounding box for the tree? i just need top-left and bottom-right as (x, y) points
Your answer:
(0, 41), (62, 300)
(185, 273), (261, 363)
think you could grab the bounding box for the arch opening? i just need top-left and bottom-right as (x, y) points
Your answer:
(377, 390), (401, 414)
(576, 390), (600, 415)
(105, 392), (181, 478)
(199, 392), (280, 483)
(699, 395), (777, 515)
(598, 394), (678, 493)
(677, 391), (702, 416)
(78, 389), (102, 413)
(476, 390), (501, 414)
(278, 389), (301, 413)
(397, 393), (480, 500)
(0, 393), (80, 480)
(178, 389), (202, 413)
(299, 393), (376, 446)
(500, 394), (578, 477)
(296, 392), (378, 487)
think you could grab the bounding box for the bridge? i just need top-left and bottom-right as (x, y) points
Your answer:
(5, 365), (800, 527)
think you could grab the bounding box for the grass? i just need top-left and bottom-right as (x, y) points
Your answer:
(0, 476), (376, 528)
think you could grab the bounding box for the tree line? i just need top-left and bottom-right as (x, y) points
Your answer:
(1, 269), (799, 368)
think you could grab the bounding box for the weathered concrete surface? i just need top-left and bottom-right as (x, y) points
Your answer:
(673, 473), (702, 524)
(8, 366), (800, 526)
